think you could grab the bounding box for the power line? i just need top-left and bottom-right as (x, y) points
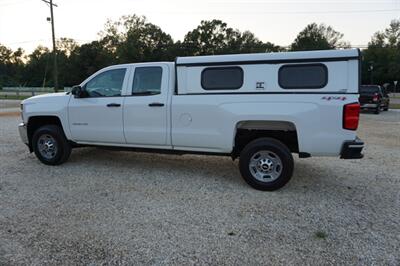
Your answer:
(159, 8), (400, 14)
(247, 9), (400, 14)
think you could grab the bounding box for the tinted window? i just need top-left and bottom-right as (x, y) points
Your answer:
(85, 68), (126, 97)
(360, 86), (380, 94)
(279, 64), (327, 89)
(132, 67), (162, 95)
(201, 67), (243, 90)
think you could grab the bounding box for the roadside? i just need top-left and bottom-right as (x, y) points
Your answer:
(0, 110), (399, 264)
(0, 100), (20, 117)
(0, 99), (21, 109)
(389, 95), (400, 109)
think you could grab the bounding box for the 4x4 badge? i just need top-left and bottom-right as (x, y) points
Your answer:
(322, 96), (347, 101)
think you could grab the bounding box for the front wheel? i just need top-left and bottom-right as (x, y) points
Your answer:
(239, 138), (294, 191)
(32, 125), (71, 165)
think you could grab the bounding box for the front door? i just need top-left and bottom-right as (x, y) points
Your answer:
(123, 65), (169, 146)
(68, 67), (128, 144)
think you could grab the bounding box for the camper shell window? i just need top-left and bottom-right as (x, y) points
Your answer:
(201, 67), (243, 90)
(278, 63), (328, 89)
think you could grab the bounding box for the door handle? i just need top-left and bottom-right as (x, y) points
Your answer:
(148, 102), (165, 107)
(107, 103), (121, 107)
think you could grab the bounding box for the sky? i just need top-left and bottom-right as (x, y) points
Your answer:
(0, 0), (399, 53)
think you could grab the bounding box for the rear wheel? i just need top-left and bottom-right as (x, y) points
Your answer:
(32, 125), (71, 165)
(239, 138), (294, 191)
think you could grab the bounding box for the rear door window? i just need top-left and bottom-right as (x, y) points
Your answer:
(132, 67), (163, 95)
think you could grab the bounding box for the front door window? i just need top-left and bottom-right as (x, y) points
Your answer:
(85, 68), (126, 97)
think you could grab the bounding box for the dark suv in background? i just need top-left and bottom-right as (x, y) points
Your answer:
(359, 85), (390, 114)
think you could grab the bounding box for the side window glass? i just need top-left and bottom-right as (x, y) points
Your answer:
(85, 68), (126, 97)
(132, 67), (162, 95)
(278, 64), (328, 89)
(201, 67), (243, 90)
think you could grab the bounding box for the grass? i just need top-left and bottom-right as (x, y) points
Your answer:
(0, 95), (31, 100)
(314, 230), (328, 239)
(389, 103), (400, 109)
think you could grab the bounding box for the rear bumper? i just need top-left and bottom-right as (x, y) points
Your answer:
(340, 137), (364, 159)
(18, 122), (28, 145)
(360, 103), (378, 108)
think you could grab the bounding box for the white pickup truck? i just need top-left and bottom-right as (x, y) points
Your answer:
(18, 49), (364, 190)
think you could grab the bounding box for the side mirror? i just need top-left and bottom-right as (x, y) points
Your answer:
(71, 85), (86, 98)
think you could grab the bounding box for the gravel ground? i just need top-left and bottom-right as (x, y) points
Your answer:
(0, 111), (399, 265)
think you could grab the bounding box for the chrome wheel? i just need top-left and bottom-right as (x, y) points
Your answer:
(249, 150), (282, 182)
(37, 134), (58, 160)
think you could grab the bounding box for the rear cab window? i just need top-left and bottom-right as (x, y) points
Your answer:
(360, 86), (380, 95)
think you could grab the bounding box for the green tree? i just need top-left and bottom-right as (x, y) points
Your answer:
(182, 19), (280, 55)
(290, 23), (348, 51)
(65, 41), (115, 85)
(0, 44), (25, 87)
(22, 46), (52, 87)
(362, 19), (400, 86)
(57, 37), (79, 56)
(100, 15), (175, 63)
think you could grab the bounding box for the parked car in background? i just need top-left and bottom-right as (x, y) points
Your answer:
(359, 85), (390, 114)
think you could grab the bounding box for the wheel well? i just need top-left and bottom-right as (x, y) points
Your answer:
(233, 121), (299, 158)
(27, 116), (63, 151)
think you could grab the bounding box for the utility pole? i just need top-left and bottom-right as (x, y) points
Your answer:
(42, 0), (58, 92)
(368, 61), (374, 85)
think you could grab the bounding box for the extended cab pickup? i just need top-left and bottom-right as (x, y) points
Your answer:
(18, 49), (364, 191)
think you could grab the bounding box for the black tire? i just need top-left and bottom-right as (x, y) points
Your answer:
(239, 137), (294, 191)
(32, 125), (71, 165)
(383, 105), (389, 111)
(374, 107), (380, 114)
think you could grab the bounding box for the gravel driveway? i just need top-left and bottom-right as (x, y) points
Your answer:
(0, 111), (399, 265)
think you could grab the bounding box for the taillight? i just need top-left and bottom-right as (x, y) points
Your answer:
(343, 103), (360, 130)
(372, 93), (379, 102)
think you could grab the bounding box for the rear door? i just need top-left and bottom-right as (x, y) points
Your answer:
(68, 67), (128, 143)
(123, 64), (170, 146)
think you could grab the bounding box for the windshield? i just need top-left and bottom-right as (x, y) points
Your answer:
(360, 86), (380, 94)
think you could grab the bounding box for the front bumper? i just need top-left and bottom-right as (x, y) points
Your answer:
(18, 123), (28, 145)
(340, 137), (364, 159)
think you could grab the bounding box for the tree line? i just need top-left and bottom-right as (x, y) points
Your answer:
(0, 15), (399, 90)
